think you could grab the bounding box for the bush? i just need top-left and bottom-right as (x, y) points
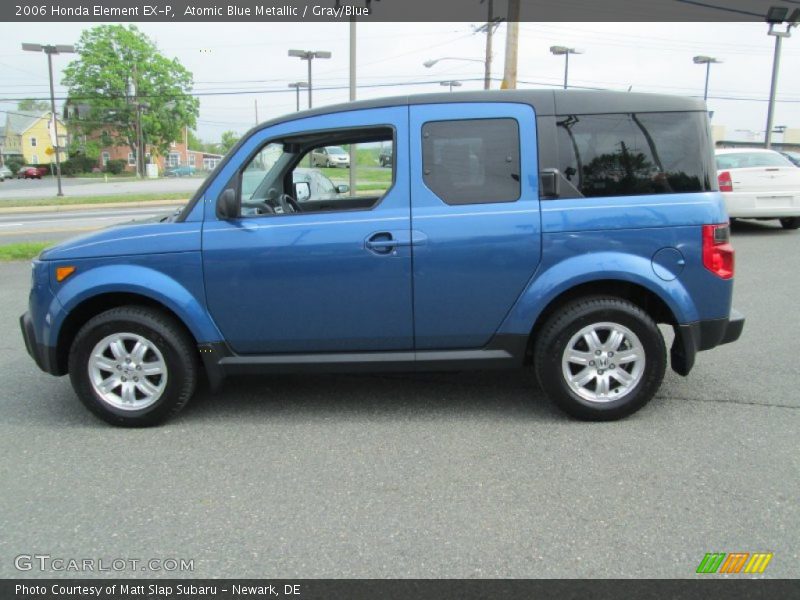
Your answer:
(61, 154), (98, 176)
(6, 157), (24, 173)
(104, 159), (127, 175)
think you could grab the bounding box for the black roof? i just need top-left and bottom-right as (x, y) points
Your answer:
(254, 89), (707, 133)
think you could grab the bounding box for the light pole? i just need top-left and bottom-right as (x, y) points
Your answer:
(693, 55), (722, 101)
(764, 7), (799, 149)
(550, 46), (583, 89)
(440, 80), (462, 92)
(288, 49), (331, 109)
(424, 57), (484, 69)
(22, 42), (74, 197)
(288, 82), (308, 112)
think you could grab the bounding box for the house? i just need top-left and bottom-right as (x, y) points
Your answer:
(1, 110), (68, 166)
(66, 101), (221, 173)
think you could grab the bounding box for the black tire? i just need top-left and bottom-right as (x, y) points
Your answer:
(68, 306), (198, 427)
(779, 217), (800, 230)
(533, 296), (666, 421)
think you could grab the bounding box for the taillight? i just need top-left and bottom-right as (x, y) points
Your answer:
(718, 171), (733, 192)
(702, 223), (734, 279)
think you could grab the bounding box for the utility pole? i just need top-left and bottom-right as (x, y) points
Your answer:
(501, 0), (520, 89)
(349, 17), (357, 194)
(482, 0), (494, 90)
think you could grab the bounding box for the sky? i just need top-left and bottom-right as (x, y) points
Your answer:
(1, 21), (799, 144)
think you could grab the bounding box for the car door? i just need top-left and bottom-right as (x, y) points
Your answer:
(202, 106), (413, 354)
(409, 102), (542, 349)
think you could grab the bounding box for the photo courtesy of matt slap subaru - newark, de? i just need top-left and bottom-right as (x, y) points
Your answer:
(20, 89), (744, 427)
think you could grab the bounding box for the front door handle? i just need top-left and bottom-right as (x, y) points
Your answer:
(365, 232), (410, 254)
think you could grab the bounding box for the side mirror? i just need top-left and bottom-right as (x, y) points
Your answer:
(216, 188), (239, 219)
(336, 184), (350, 194)
(294, 181), (311, 202)
(540, 169), (561, 199)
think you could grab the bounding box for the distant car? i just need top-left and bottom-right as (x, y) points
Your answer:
(379, 146), (392, 167)
(780, 151), (800, 167)
(164, 165), (196, 177)
(0, 165), (12, 181)
(17, 166), (44, 180)
(715, 148), (800, 229)
(310, 146), (350, 168)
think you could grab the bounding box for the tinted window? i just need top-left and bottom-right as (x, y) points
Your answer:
(422, 118), (521, 205)
(555, 112), (714, 198)
(715, 151), (794, 170)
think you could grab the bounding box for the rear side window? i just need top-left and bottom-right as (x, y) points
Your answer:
(555, 112), (715, 198)
(715, 152), (794, 170)
(422, 118), (521, 205)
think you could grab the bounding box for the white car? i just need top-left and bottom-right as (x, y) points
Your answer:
(715, 148), (800, 229)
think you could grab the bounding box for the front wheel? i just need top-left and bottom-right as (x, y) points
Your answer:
(534, 297), (666, 421)
(779, 217), (800, 230)
(68, 306), (198, 426)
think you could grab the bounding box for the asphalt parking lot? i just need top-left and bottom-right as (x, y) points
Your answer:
(0, 219), (798, 579)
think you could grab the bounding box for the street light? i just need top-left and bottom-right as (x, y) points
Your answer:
(440, 80), (462, 92)
(288, 82), (308, 112)
(693, 55), (722, 101)
(764, 7), (799, 148)
(550, 46), (584, 89)
(423, 57), (484, 69)
(288, 49), (331, 109)
(21, 42), (75, 197)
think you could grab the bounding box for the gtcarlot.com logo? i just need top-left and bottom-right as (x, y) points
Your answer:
(14, 554), (194, 573)
(696, 552), (773, 574)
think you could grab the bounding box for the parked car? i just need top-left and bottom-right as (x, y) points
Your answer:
(17, 166), (46, 179)
(715, 148), (800, 229)
(379, 145), (393, 167)
(0, 165), (12, 181)
(164, 165), (196, 177)
(310, 145), (350, 168)
(21, 90), (744, 426)
(780, 150), (800, 167)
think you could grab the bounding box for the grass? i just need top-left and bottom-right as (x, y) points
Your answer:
(0, 241), (52, 261)
(0, 192), (188, 208)
(320, 167), (392, 184)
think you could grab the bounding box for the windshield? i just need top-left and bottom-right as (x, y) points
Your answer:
(241, 142), (285, 199)
(327, 146), (347, 155)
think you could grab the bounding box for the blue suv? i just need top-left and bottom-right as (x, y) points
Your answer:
(20, 90), (744, 426)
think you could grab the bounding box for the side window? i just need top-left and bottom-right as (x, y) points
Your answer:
(555, 112), (714, 198)
(238, 128), (394, 217)
(421, 118), (520, 205)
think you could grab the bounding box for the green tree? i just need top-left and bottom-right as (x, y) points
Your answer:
(18, 99), (51, 112)
(62, 25), (199, 162)
(219, 130), (241, 154)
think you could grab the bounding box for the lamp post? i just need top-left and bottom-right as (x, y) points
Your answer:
(21, 42), (74, 197)
(288, 49), (331, 109)
(692, 55), (722, 101)
(288, 82), (308, 112)
(424, 57), (484, 69)
(764, 7), (799, 149)
(549, 46), (583, 89)
(440, 80), (462, 92)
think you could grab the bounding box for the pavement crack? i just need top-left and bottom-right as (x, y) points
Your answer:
(659, 395), (799, 410)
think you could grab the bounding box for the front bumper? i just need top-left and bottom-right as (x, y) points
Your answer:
(20, 312), (61, 376)
(671, 309), (745, 376)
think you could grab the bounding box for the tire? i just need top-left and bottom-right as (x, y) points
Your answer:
(533, 296), (666, 421)
(779, 217), (800, 230)
(68, 306), (198, 427)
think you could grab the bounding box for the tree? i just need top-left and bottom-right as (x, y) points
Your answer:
(62, 25), (199, 169)
(219, 130), (241, 154)
(18, 99), (50, 112)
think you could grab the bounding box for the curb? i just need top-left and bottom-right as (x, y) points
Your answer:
(0, 199), (187, 214)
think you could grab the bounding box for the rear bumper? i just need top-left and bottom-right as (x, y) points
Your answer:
(671, 309), (745, 376)
(20, 312), (61, 376)
(722, 191), (800, 218)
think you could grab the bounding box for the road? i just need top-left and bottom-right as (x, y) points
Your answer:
(0, 205), (184, 244)
(0, 176), (203, 201)
(0, 219), (798, 578)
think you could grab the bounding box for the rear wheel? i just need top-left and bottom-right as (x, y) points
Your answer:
(779, 217), (800, 230)
(534, 297), (666, 420)
(68, 306), (198, 427)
